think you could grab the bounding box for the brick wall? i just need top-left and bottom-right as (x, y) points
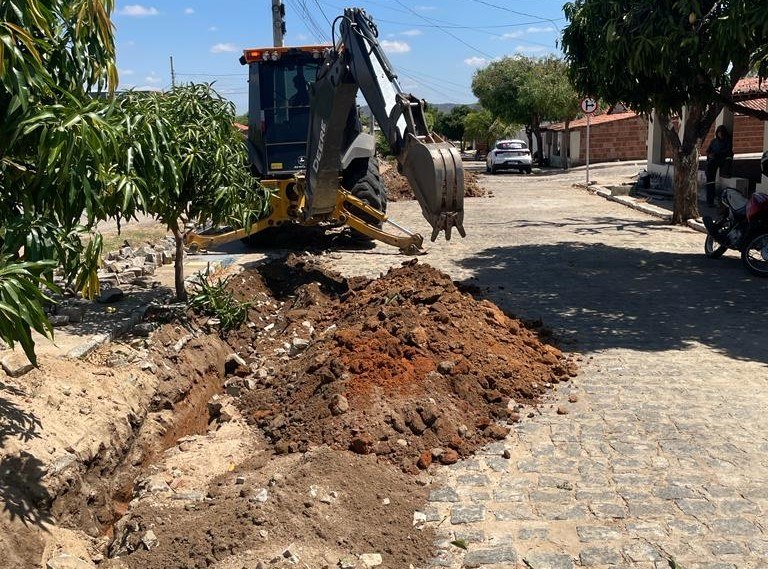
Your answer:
(701, 114), (765, 154)
(573, 115), (648, 165)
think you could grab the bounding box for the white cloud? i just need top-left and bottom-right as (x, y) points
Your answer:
(131, 85), (163, 92)
(184, 7), (194, 14)
(123, 40), (136, 47)
(498, 27), (555, 41)
(380, 40), (411, 54)
(415, 5), (437, 10)
(118, 5), (159, 16)
(464, 57), (488, 67)
(210, 42), (237, 53)
(400, 29), (422, 37)
(145, 74), (161, 84)
(119, 68), (135, 76)
(514, 45), (547, 54)
(208, 26), (218, 31)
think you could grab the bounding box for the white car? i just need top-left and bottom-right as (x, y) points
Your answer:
(486, 139), (532, 174)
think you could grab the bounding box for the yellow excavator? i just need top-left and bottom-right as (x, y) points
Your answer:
(186, 7), (465, 254)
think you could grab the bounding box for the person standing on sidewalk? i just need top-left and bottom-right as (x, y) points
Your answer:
(704, 125), (733, 206)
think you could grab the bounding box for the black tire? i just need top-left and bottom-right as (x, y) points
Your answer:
(342, 156), (387, 230)
(525, 167), (532, 174)
(490, 165), (497, 175)
(704, 234), (728, 259)
(741, 232), (768, 277)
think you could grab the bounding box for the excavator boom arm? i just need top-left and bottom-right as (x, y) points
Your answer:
(306, 7), (465, 241)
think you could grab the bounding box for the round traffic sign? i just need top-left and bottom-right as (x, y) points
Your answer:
(580, 98), (598, 114)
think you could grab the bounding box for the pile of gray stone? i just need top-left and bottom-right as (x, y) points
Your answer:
(99, 237), (178, 288)
(42, 237), (180, 329)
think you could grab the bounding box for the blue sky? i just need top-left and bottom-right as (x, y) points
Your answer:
(114, 0), (567, 113)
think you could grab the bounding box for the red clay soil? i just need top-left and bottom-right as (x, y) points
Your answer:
(381, 159), (486, 201)
(233, 256), (576, 473)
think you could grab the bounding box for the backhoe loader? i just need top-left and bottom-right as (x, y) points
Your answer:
(186, 7), (465, 254)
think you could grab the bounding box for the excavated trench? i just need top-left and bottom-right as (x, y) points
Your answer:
(41, 255), (577, 567)
(50, 325), (232, 539)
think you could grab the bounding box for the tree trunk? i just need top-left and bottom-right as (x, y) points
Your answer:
(525, 127), (533, 155)
(171, 223), (187, 302)
(531, 113), (543, 166)
(671, 146), (700, 224)
(562, 119), (571, 170)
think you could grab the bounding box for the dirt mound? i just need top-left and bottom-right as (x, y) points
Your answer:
(235, 256), (576, 472)
(104, 447), (434, 569)
(381, 159), (486, 201)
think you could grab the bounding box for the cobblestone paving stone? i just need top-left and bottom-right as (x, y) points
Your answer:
(236, 164), (768, 569)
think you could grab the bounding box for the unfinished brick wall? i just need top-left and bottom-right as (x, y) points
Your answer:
(701, 113), (765, 155)
(575, 115), (648, 165)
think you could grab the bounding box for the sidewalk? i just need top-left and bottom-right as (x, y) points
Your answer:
(0, 248), (239, 375)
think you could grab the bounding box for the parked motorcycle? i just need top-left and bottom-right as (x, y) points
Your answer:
(703, 152), (768, 276)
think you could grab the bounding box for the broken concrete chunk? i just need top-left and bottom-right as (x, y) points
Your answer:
(359, 553), (383, 567)
(97, 287), (124, 304)
(141, 529), (159, 551)
(57, 305), (84, 323)
(1, 354), (34, 378)
(282, 544), (300, 564)
(329, 394), (349, 416)
(46, 553), (95, 569)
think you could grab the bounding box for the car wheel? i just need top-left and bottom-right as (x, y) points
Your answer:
(525, 167), (532, 174)
(490, 165), (497, 174)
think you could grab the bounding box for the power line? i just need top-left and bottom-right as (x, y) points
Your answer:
(467, 0), (561, 32)
(287, 0), (329, 42)
(398, 65), (471, 91)
(393, 0), (495, 60)
(311, 0), (332, 28)
(397, 70), (471, 101)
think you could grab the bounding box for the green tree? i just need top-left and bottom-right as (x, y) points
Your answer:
(117, 84), (269, 301)
(434, 105), (473, 145)
(472, 56), (580, 163)
(1, 0), (267, 360)
(1, 0), (120, 362)
(463, 109), (518, 150)
(562, 0), (768, 223)
(423, 102), (439, 130)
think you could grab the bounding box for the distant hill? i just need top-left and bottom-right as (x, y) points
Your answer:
(431, 103), (480, 114)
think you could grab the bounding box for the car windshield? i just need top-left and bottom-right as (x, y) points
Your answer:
(496, 142), (526, 150)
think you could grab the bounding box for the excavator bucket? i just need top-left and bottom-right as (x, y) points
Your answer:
(400, 132), (466, 241)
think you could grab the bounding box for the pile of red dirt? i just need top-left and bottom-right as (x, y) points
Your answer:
(232, 256), (576, 473)
(381, 159), (486, 201)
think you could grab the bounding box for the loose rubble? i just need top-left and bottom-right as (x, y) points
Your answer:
(381, 158), (487, 201)
(233, 256), (576, 472)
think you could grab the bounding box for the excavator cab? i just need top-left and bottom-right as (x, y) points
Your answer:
(239, 46), (327, 178)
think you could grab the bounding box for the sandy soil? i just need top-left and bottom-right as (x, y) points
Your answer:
(0, 253), (573, 569)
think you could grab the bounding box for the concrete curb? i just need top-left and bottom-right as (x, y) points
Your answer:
(579, 183), (709, 234)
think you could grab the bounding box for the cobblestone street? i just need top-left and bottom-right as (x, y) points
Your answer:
(305, 165), (768, 569)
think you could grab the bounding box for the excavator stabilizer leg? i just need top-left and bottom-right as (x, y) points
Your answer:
(400, 133), (466, 241)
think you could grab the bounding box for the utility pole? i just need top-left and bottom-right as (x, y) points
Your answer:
(272, 0), (285, 47)
(169, 55), (176, 88)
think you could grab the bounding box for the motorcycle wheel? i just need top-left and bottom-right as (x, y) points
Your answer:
(741, 232), (768, 277)
(704, 234), (728, 259)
